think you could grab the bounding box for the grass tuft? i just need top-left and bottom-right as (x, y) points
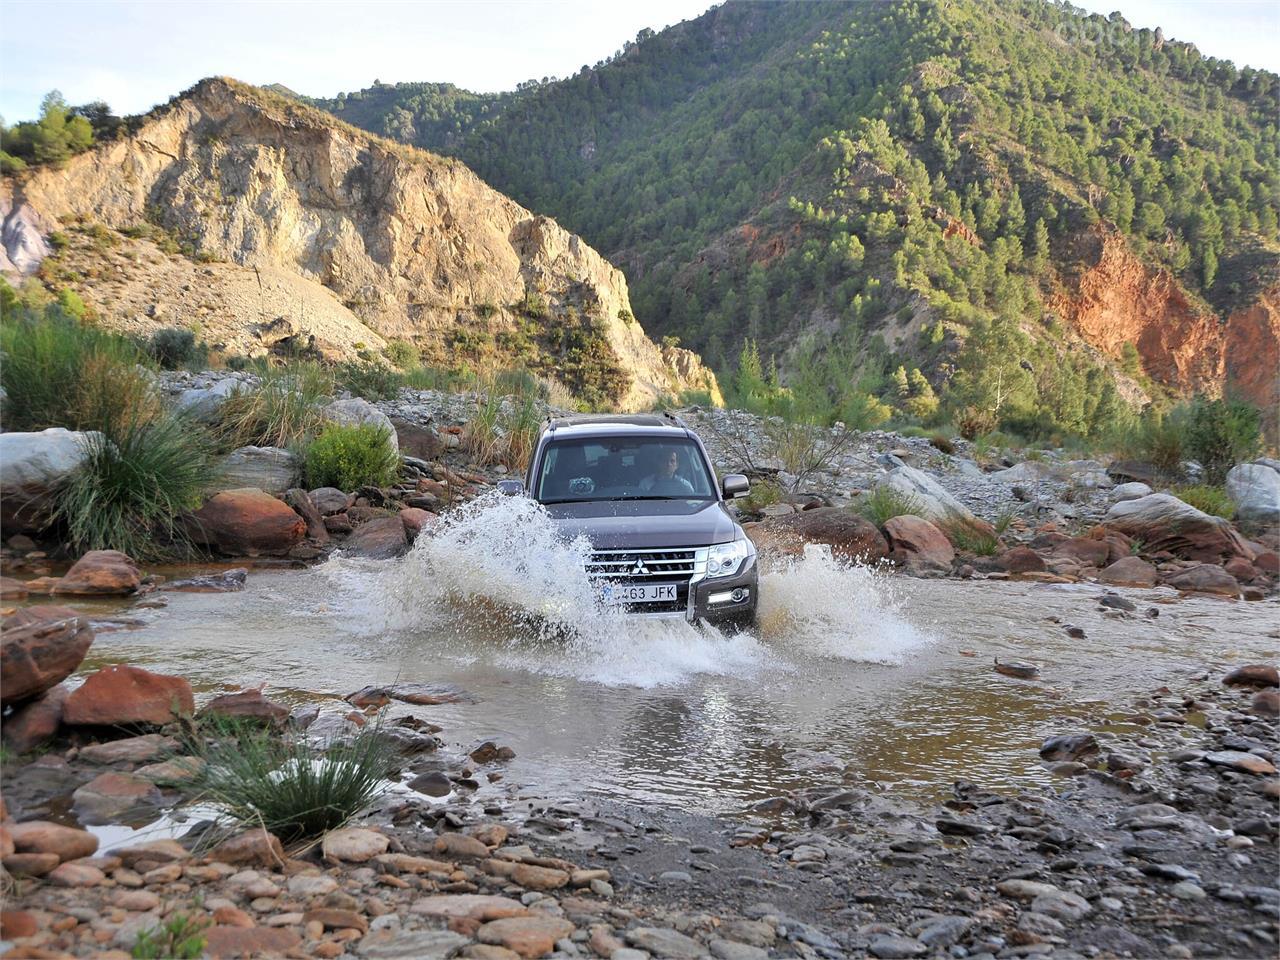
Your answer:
(1171, 483), (1234, 518)
(216, 363), (334, 449)
(859, 485), (926, 526)
(939, 514), (1002, 556)
(131, 912), (209, 959)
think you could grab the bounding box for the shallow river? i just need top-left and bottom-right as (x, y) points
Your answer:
(61, 496), (1278, 815)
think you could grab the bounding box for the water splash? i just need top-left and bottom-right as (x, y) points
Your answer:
(320, 494), (930, 687)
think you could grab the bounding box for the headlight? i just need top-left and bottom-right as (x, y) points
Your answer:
(706, 539), (751, 579)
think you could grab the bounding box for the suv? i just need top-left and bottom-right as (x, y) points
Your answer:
(499, 413), (758, 628)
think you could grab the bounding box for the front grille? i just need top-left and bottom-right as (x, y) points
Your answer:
(586, 548), (702, 580)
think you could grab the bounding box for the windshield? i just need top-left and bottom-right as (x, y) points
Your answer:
(535, 437), (717, 503)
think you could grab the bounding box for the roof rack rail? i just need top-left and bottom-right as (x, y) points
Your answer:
(660, 410), (688, 429)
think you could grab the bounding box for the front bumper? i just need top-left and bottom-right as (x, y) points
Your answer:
(688, 556), (758, 624)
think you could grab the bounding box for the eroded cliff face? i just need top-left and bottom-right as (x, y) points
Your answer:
(1049, 227), (1278, 409)
(1, 78), (719, 410)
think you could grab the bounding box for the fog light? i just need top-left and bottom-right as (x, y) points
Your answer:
(731, 588), (748, 603)
(708, 590), (734, 605)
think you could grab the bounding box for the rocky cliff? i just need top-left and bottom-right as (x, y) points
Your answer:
(1048, 227), (1279, 410)
(0, 78), (720, 410)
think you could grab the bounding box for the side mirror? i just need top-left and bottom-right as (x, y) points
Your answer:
(496, 479), (526, 497)
(721, 474), (750, 499)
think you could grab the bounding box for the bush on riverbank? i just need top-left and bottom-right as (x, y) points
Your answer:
(1171, 483), (1234, 519)
(191, 721), (394, 845)
(55, 413), (218, 560)
(304, 423), (400, 490)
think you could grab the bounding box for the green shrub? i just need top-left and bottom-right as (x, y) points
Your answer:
(940, 515), (1001, 556)
(304, 423), (399, 490)
(1184, 398), (1262, 486)
(1171, 483), (1234, 518)
(55, 414), (218, 560)
(929, 433), (955, 455)
(741, 479), (782, 514)
(217, 363), (334, 449)
(677, 388), (714, 407)
(131, 912), (209, 959)
(146, 327), (206, 369)
(1124, 407), (1188, 478)
(0, 307), (156, 434)
(335, 361), (405, 401)
(384, 339), (420, 370)
(859, 485), (926, 526)
(191, 721), (394, 845)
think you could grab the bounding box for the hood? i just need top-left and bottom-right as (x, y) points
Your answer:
(545, 499), (741, 549)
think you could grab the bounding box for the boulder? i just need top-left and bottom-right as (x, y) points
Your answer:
(390, 417), (445, 460)
(202, 688), (289, 726)
(8, 821), (98, 862)
(1164, 564), (1240, 597)
(1112, 482), (1153, 502)
(400, 507), (436, 541)
(343, 515), (409, 559)
(1105, 494), (1250, 563)
(1051, 537), (1111, 567)
(1, 605), (94, 703)
(757, 507), (888, 563)
(989, 461), (1054, 483)
(1223, 664), (1279, 688)
(173, 378), (239, 421)
(1097, 556), (1158, 588)
(63, 664), (195, 726)
(284, 488), (329, 543)
(1107, 460), (1164, 485)
(309, 487), (353, 515)
(188, 488), (306, 556)
(3, 684), (70, 753)
(0, 428), (99, 532)
(322, 398), (399, 453)
(72, 771), (163, 824)
(209, 828), (284, 867)
(995, 546), (1046, 574)
(218, 447), (300, 496)
(882, 515), (954, 571)
(878, 465), (977, 523)
(54, 550), (141, 596)
(1227, 462), (1280, 528)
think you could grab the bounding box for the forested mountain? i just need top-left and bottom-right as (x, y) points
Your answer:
(307, 0), (1280, 436)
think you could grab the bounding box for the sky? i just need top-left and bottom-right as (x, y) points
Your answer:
(2, 0), (1277, 123)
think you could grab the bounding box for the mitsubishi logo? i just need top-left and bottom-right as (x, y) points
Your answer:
(630, 558), (649, 577)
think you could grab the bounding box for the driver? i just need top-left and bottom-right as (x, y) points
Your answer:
(638, 445), (694, 494)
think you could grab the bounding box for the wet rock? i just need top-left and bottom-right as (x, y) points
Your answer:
(161, 567), (248, 592)
(0, 428), (100, 532)
(8, 820), (99, 862)
(996, 547), (1046, 574)
(1252, 689), (1280, 717)
(187, 487), (306, 556)
(478, 916), (576, 958)
(283, 487), (329, 543)
(1224, 665), (1279, 688)
(471, 740), (515, 763)
(209, 828), (284, 867)
(346, 682), (475, 707)
(408, 771), (454, 797)
(758, 507), (888, 563)
(63, 664), (194, 726)
(1227, 461), (1280, 527)
(1097, 556), (1158, 588)
(1, 605), (94, 703)
(1166, 563), (1241, 597)
(883, 515), (954, 570)
(343, 514), (410, 559)
(400, 506), (437, 541)
(1098, 593), (1136, 611)
(202, 687), (290, 725)
(71, 771), (163, 824)
(436, 833), (489, 859)
(625, 927), (709, 958)
(135, 756), (206, 783)
(79, 733), (177, 764)
(219, 446), (299, 496)
(2, 683), (69, 752)
(0, 576), (27, 600)
(54, 550), (141, 595)
(1105, 494), (1250, 563)
(1204, 751), (1277, 775)
(323, 827), (390, 863)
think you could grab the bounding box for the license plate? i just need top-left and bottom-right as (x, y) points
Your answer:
(600, 582), (678, 604)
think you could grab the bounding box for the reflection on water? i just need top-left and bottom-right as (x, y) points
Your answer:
(58, 495), (1280, 812)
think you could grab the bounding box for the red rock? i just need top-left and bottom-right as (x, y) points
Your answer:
(72, 771), (163, 823)
(8, 820), (99, 862)
(1105, 494), (1251, 563)
(477, 916), (575, 958)
(53, 550), (140, 596)
(996, 547), (1046, 574)
(212, 905), (256, 928)
(343, 515), (409, 559)
(1052, 537), (1111, 567)
(2, 684), (69, 753)
(1254, 550), (1279, 574)
(284, 487), (329, 543)
(400, 507), (436, 540)
(188, 487), (306, 556)
(63, 664), (194, 726)
(882, 515), (954, 570)
(303, 908), (368, 933)
(202, 688), (289, 726)
(1224, 665), (1280, 688)
(435, 833), (490, 859)
(1252, 689), (1280, 717)
(1164, 564), (1241, 597)
(1, 605), (94, 703)
(1097, 556), (1158, 588)
(48, 861), (106, 886)
(1224, 557), (1260, 581)
(209, 828), (284, 867)
(0, 577), (28, 601)
(110, 839), (190, 869)
(204, 926), (301, 959)
(78, 733), (176, 764)
(0, 909), (38, 939)
(511, 863), (569, 891)
(0, 826), (12, 860)
(755, 508), (889, 564)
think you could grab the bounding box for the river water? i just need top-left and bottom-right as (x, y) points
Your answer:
(64, 496), (1278, 815)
